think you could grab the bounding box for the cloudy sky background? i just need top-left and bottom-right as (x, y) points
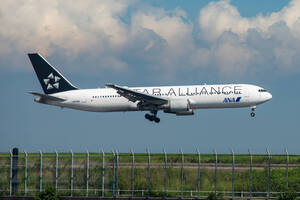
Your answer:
(1, 0), (300, 154)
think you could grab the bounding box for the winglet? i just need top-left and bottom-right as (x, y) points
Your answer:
(105, 83), (114, 87)
(105, 83), (118, 89)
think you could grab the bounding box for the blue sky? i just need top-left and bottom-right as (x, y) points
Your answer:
(1, 0), (300, 154)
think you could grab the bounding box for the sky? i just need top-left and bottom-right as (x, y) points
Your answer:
(1, 0), (300, 154)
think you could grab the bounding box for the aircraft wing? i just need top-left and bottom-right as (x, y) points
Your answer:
(106, 84), (168, 106)
(29, 91), (66, 102)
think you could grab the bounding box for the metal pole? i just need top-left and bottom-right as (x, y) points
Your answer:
(39, 150), (43, 192)
(116, 150), (119, 196)
(285, 148), (289, 188)
(248, 149), (252, 199)
(267, 148), (271, 200)
(24, 151), (28, 196)
(102, 149), (105, 197)
(112, 151), (115, 197)
(147, 148), (151, 197)
(231, 149), (235, 199)
(163, 148), (168, 196)
(214, 149), (218, 195)
(197, 149), (201, 199)
(55, 150), (58, 193)
(70, 150), (74, 197)
(9, 150), (12, 196)
(86, 150), (89, 197)
(180, 148), (184, 198)
(131, 149), (135, 197)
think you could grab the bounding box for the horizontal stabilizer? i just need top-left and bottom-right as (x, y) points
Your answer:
(28, 91), (66, 102)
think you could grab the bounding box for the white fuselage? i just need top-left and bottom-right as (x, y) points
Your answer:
(41, 84), (272, 113)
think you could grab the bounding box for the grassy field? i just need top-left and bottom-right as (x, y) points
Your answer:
(0, 152), (300, 197)
(2, 152), (300, 163)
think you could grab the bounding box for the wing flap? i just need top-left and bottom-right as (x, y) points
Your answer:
(106, 84), (168, 105)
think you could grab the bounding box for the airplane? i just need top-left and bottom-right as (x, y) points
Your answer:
(28, 53), (272, 123)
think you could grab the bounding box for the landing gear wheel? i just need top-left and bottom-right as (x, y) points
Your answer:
(145, 110), (160, 123)
(149, 115), (155, 121)
(145, 114), (155, 121)
(145, 113), (151, 120)
(250, 106), (256, 118)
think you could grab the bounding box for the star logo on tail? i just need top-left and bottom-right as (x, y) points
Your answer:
(43, 73), (61, 90)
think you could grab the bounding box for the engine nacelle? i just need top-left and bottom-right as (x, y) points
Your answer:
(167, 99), (189, 112)
(163, 99), (194, 115)
(175, 109), (194, 115)
(164, 109), (194, 115)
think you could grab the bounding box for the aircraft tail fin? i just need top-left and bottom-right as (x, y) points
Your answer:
(28, 53), (78, 94)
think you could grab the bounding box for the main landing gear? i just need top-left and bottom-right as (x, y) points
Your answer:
(145, 110), (160, 123)
(250, 106), (256, 117)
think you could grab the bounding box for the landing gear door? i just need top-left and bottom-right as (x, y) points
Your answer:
(80, 95), (87, 104)
(242, 85), (250, 103)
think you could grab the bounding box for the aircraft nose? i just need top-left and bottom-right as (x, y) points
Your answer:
(266, 92), (272, 101)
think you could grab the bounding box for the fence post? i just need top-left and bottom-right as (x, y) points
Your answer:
(86, 150), (89, 197)
(248, 149), (252, 199)
(24, 151), (28, 196)
(285, 148), (289, 188)
(231, 148), (235, 199)
(9, 150), (12, 196)
(214, 149), (218, 195)
(70, 150), (74, 197)
(163, 148), (167, 197)
(267, 148), (271, 200)
(112, 150), (115, 197)
(55, 150), (58, 194)
(131, 149), (135, 197)
(147, 148), (151, 197)
(197, 149), (201, 199)
(116, 150), (119, 196)
(39, 150), (43, 192)
(102, 149), (105, 197)
(11, 148), (19, 196)
(180, 148), (184, 198)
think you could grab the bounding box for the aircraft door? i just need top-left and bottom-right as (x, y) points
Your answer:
(242, 86), (250, 103)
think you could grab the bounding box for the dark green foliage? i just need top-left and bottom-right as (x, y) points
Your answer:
(277, 189), (296, 200)
(206, 192), (217, 200)
(149, 190), (171, 197)
(35, 187), (59, 200)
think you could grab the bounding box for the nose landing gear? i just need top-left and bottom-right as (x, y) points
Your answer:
(250, 106), (256, 117)
(145, 110), (160, 123)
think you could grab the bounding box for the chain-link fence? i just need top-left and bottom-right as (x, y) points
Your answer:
(1, 148), (300, 199)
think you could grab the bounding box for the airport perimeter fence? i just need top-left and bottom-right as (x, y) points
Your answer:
(1, 148), (300, 199)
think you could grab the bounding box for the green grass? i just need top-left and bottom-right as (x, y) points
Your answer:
(1, 152), (299, 163)
(1, 152), (300, 197)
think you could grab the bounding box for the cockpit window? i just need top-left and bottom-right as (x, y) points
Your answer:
(258, 89), (267, 92)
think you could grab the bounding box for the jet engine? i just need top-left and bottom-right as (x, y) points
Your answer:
(163, 99), (194, 115)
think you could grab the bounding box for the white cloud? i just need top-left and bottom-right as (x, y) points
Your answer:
(0, 0), (300, 78)
(0, 0), (131, 59)
(198, 0), (300, 41)
(132, 7), (192, 46)
(131, 7), (195, 70)
(197, 0), (300, 73)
